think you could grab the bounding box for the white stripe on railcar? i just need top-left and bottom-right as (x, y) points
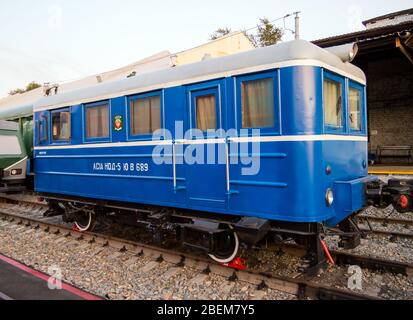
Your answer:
(34, 135), (368, 151)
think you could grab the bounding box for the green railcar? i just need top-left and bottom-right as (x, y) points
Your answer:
(0, 120), (28, 192)
(0, 103), (34, 159)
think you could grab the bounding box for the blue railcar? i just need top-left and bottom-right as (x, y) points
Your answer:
(32, 40), (381, 271)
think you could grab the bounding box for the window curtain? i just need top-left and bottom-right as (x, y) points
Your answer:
(324, 79), (343, 127)
(131, 96), (160, 135)
(87, 105), (109, 138)
(196, 94), (216, 131)
(52, 113), (60, 139)
(349, 88), (361, 130)
(242, 78), (274, 128)
(60, 112), (70, 139)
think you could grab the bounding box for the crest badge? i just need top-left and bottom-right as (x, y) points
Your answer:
(114, 116), (123, 131)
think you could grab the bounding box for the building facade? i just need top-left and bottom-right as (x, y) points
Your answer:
(314, 8), (413, 162)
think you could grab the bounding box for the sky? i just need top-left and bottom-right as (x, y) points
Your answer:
(0, 0), (412, 97)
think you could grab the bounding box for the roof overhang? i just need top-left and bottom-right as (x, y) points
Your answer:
(313, 21), (413, 48)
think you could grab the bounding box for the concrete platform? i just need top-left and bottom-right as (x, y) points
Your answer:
(369, 165), (413, 175)
(0, 254), (102, 300)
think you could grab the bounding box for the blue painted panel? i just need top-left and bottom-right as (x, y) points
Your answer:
(71, 105), (83, 146)
(328, 175), (376, 226)
(34, 138), (368, 223)
(111, 97), (127, 143)
(280, 66), (323, 135)
(185, 79), (227, 208)
(163, 86), (187, 137)
(35, 145), (187, 206)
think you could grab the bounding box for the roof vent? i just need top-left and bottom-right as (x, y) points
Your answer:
(324, 43), (359, 62)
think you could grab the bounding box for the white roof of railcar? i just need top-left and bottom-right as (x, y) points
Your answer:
(34, 40), (366, 111)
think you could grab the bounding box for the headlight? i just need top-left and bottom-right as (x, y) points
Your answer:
(10, 169), (22, 176)
(326, 189), (334, 207)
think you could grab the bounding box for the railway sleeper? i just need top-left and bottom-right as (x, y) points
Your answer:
(41, 195), (347, 275)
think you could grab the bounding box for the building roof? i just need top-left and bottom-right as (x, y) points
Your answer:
(313, 20), (413, 48)
(34, 40), (366, 111)
(363, 8), (413, 26)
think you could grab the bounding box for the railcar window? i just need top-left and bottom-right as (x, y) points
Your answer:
(196, 94), (217, 131)
(349, 87), (362, 131)
(130, 95), (160, 135)
(52, 110), (71, 141)
(323, 78), (343, 127)
(86, 104), (109, 138)
(39, 116), (48, 143)
(241, 78), (274, 128)
(0, 136), (21, 155)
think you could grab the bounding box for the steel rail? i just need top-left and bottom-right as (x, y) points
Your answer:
(0, 205), (381, 301)
(358, 215), (413, 226)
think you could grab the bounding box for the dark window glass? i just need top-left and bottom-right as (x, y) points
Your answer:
(52, 110), (71, 141)
(39, 116), (48, 143)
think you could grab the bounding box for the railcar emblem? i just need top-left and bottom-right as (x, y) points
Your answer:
(114, 116), (123, 131)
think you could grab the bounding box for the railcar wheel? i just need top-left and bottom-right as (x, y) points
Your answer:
(74, 211), (96, 232)
(208, 226), (240, 264)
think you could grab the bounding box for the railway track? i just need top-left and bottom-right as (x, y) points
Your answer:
(0, 195), (388, 300)
(2, 193), (412, 241)
(358, 215), (413, 226)
(1, 193), (412, 273)
(356, 215), (413, 240)
(273, 243), (413, 278)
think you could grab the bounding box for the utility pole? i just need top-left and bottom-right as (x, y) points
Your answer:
(294, 11), (301, 40)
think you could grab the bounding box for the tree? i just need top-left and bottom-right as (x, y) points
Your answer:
(209, 27), (232, 41)
(9, 81), (41, 95)
(243, 30), (259, 48)
(211, 17), (283, 48)
(25, 81), (41, 92)
(8, 88), (26, 95)
(255, 18), (283, 47)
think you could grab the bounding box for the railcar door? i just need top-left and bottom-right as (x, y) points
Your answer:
(185, 81), (227, 209)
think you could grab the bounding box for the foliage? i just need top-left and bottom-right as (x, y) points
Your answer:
(209, 27), (232, 41)
(9, 81), (42, 96)
(255, 18), (283, 47)
(212, 18), (283, 48)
